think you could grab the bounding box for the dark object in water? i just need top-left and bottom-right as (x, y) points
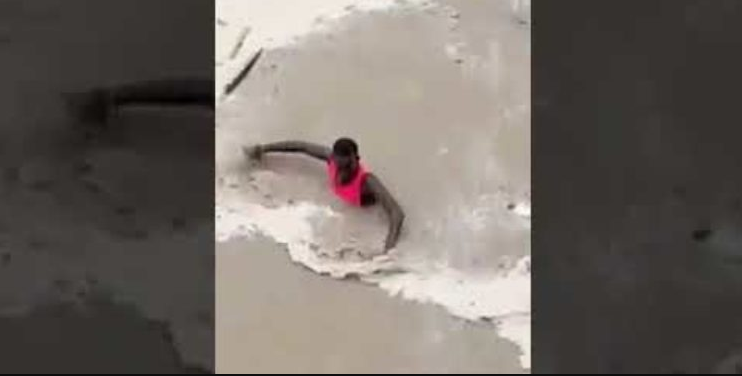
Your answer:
(228, 27), (251, 60)
(225, 48), (264, 96)
(342, 272), (361, 281)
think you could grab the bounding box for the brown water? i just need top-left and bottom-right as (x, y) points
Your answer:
(216, 0), (530, 373)
(217, 238), (525, 374)
(216, 0), (530, 270)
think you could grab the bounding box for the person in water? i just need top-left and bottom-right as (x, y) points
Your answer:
(66, 81), (405, 250)
(243, 138), (405, 251)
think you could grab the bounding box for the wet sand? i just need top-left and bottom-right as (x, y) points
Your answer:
(217, 238), (524, 374)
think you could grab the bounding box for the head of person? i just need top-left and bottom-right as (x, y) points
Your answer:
(332, 137), (360, 180)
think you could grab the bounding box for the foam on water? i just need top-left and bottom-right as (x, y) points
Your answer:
(215, 0), (531, 369)
(216, 180), (531, 368)
(216, 0), (429, 99)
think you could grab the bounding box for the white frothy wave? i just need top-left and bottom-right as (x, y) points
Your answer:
(367, 257), (531, 367)
(216, 187), (531, 369)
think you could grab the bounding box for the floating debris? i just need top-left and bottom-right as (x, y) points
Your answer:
(228, 27), (251, 60)
(224, 48), (264, 96)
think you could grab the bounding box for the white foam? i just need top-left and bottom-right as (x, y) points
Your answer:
(216, 197), (395, 278)
(514, 201), (531, 219)
(217, 0), (410, 51)
(496, 312), (531, 367)
(215, 0), (531, 368)
(216, 185), (532, 369)
(216, 201), (324, 244)
(216, 0), (427, 98)
(368, 256), (531, 367)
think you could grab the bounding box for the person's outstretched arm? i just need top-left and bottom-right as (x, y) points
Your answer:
(243, 141), (331, 162)
(363, 174), (405, 251)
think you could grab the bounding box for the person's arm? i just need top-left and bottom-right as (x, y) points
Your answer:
(244, 141), (331, 162)
(363, 173), (405, 251)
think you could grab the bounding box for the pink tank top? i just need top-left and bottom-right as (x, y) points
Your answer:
(327, 159), (368, 206)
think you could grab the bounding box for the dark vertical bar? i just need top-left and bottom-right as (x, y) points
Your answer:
(0, 0), (214, 373)
(533, 0), (742, 373)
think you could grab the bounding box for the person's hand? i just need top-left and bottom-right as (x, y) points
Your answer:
(242, 144), (264, 162)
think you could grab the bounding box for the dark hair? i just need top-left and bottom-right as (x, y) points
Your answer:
(332, 137), (359, 157)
